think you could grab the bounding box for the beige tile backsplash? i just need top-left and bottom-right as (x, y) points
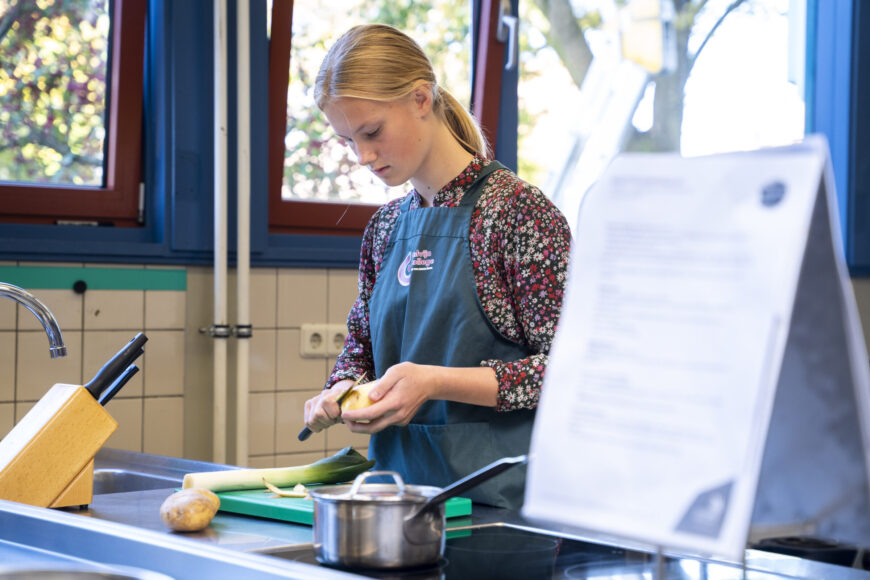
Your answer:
(249, 392), (277, 455)
(143, 330), (185, 397)
(18, 289), (82, 331)
(277, 268), (328, 327)
(0, 403), (12, 438)
(105, 397), (143, 451)
(327, 269), (359, 323)
(17, 330), (83, 400)
(0, 264), (365, 468)
(249, 328), (277, 393)
(144, 397), (184, 457)
(276, 329), (329, 390)
(0, 296), (15, 330)
(84, 289), (145, 330)
(145, 287), (186, 330)
(0, 332), (14, 402)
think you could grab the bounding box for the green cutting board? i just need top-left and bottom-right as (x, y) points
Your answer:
(216, 487), (471, 526)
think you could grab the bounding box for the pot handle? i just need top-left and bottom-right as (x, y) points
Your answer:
(348, 470), (407, 499)
(403, 455), (528, 545)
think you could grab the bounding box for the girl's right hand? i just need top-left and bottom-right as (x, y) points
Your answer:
(302, 378), (356, 433)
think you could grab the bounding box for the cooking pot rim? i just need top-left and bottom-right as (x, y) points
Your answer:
(310, 481), (443, 503)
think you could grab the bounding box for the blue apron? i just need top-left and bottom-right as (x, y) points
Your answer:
(368, 161), (535, 509)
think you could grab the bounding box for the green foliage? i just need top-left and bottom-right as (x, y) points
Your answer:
(281, 0), (470, 203)
(0, 0), (109, 185)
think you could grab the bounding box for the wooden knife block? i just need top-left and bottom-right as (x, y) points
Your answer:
(0, 384), (117, 508)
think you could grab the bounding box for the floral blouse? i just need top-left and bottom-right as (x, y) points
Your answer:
(326, 157), (572, 411)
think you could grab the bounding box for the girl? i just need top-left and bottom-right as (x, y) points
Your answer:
(302, 23), (571, 509)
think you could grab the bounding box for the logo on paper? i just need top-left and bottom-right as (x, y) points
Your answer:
(397, 249), (435, 287)
(674, 480), (733, 538)
(761, 181), (786, 207)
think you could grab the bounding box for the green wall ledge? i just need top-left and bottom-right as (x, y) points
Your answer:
(0, 266), (186, 291)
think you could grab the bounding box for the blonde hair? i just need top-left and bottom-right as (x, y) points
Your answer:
(315, 24), (489, 158)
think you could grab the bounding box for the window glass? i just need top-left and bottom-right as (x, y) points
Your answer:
(0, 0), (111, 186)
(279, 0), (471, 205)
(516, 0), (806, 229)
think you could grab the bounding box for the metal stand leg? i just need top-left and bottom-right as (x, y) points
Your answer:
(655, 546), (665, 579)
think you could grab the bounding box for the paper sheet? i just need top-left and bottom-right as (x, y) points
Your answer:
(523, 143), (831, 560)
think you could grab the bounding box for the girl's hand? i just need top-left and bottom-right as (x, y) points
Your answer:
(302, 378), (357, 433)
(341, 362), (437, 433)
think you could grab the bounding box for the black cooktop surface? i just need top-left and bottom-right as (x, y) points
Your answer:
(260, 525), (803, 579)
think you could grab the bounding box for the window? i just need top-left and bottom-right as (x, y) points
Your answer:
(513, 0), (806, 230)
(267, 0), (479, 235)
(0, 0), (146, 226)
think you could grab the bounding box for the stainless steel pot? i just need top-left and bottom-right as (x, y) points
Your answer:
(309, 455), (527, 570)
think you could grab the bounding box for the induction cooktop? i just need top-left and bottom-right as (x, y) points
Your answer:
(256, 524), (806, 579)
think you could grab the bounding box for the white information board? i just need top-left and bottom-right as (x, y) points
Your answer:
(523, 136), (870, 561)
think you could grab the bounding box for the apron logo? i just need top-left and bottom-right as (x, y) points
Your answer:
(397, 249), (435, 286)
(398, 252), (413, 286)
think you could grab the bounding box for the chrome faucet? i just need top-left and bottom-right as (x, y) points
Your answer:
(0, 282), (67, 358)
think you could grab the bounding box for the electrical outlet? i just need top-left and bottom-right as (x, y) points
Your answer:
(300, 324), (328, 358)
(326, 323), (348, 356)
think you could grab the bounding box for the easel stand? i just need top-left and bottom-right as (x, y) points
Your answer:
(0, 384), (118, 508)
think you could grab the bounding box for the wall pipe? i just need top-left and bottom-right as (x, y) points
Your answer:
(235, 0), (251, 467)
(212, 0), (229, 464)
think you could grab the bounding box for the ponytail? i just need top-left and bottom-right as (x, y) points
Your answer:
(435, 86), (490, 158)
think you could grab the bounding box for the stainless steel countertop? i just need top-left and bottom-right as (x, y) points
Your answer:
(1, 448), (868, 579)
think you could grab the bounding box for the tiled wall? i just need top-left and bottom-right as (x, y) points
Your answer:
(8, 263), (870, 470)
(236, 267), (370, 468)
(0, 263), (186, 458)
(0, 263), (368, 470)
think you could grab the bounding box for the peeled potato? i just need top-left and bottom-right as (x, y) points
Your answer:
(340, 382), (377, 413)
(160, 488), (220, 532)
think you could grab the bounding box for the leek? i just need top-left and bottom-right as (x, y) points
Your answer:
(182, 446), (375, 492)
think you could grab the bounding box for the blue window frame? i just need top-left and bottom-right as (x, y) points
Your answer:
(0, 0), (864, 273)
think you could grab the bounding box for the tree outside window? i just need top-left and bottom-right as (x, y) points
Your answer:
(0, 0), (110, 186)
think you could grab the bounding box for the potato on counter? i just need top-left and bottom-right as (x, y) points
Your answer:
(160, 488), (220, 532)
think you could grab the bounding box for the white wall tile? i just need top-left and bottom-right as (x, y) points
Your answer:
(82, 330), (145, 398)
(248, 392), (276, 456)
(277, 269), (327, 328)
(145, 290), (186, 330)
(17, 331), (82, 401)
(84, 290), (145, 330)
(250, 268), (278, 329)
(249, 328), (276, 392)
(0, 403), (13, 438)
(0, 332), (14, 402)
(144, 397), (184, 457)
(18, 289), (83, 332)
(104, 398), (143, 452)
(276, 330), (329, 390)
(327, 269), (359, 324)
(275, 451), (326, 466)
(247, 455), (276, 468)
(14, 401), (36, 424)
(325, 427), (371, 455)
(0, 297), (15, 330)
(143, 330), (185, 397)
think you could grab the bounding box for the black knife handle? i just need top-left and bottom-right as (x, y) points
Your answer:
(85, 333), (148, 399)
(98, 364), (139, 406)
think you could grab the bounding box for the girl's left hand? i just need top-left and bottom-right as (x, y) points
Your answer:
(341, 361), (436, 433)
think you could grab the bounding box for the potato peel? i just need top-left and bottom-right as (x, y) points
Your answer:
(263, 478), (309, 498)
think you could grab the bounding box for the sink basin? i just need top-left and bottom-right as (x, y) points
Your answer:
(92, 469), (181, 495)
